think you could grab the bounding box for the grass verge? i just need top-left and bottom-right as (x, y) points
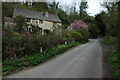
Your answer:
(108, 50), (120, 78)
(102, 36), (120, 78)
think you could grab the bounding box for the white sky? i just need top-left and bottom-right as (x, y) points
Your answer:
(2, 0), (106, 16)
(58, 0), (105, 16)
(86, 0), (105, 16)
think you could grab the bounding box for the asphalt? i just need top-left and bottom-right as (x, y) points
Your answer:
(5, 39), (103, 78)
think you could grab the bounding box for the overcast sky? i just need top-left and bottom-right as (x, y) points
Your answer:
(58, 0), (105, 16)
(2, 0), (105, 16)
(86, 0), (105, 16)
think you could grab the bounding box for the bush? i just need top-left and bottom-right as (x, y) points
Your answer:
(3, 28), (88, 61)
(88, 23), (99, 38)
(69, 31), (83, 42)
(62, 30), (83, 42)
(2, 30), (69, 60)
(108, 50), (120, 78)
(76, 28), (90, 42)
(102, 36), (115, 45)
(2, 30), (13, 59)
(44, 29), (50, 34)
(15, 16), (26, 33)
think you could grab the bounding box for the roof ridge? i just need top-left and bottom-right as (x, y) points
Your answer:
(13, 8), (62, 23)
(15, 8), (49, 14)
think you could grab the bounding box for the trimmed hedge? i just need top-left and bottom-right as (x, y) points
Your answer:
(2, 42), (78, 75)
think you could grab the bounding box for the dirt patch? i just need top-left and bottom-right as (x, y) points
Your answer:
(101, 43), (114, 78)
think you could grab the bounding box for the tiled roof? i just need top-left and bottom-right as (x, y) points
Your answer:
(4, 17), (14, 22)
(13, 8), (62, 23)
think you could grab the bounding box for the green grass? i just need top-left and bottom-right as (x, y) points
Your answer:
(2, 42), (79, 75)
(108, 50), (120, 78)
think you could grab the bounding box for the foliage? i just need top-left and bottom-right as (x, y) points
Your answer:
(100, 2), (120, 78)
(2, 42), (78, 75)
(82, 16), (94, 24)
(2, 2), (14, 17)
(81, 15), (99, 38)
(3, 28), (78, 60)
(102, 36), (115, 45)
(67, 30), (83, 42)
(68, 11), (80, 23)
(15, 16), (26, 33)
(44, 29), (50, 34)
(79, 1), (88, 19)
(57, 8), (69, 25)
(95, 11), (106, 36)
(76, 28), (90, 42)
(32, 2), (49, 12)
(88, 23), (99, 38)
(108, 50), (120, 78)
(2, 2), (14, 25)
(3, 25), (88, 60)
(100, 2), (120, 50)
(48, 2), (59, 14)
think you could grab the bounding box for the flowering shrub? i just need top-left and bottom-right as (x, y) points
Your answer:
(68, 20), (89, 30)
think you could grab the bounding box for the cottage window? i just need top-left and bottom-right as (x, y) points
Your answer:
(26, 18), (30, 22)
(36, 21), (38, 23)
(32, 20), (34, 23)
(53, 22), (57, 27)
(27, 26), (32, 32)
(39, 20), (43, 24)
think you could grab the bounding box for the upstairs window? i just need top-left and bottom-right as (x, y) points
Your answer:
(53, 22), (57, 27)
(26, 18), (30, 22)
(39, 20), (43, 24)
(36, 21), (38, 23)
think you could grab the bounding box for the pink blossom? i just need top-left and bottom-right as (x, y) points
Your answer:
(68, 20), (89, 30)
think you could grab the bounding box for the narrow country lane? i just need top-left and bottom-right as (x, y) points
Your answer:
(5, 39), (103, 78)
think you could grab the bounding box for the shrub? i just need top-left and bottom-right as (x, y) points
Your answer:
(2, 30), (69, 60)
(108, 50), (120, 78)
(2, 30), (14, 59)
(62, 29), (72, 41)
(15, 16), (26, 33)
(44, 29), (50, 34)
(102, 36), (115, 45)
(77, 28), (90, 42)
(88, 23), (99, 38)
(2, 27), (85, 61)
(62, 30), (83, 42)
(69, 31), (83, 42)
